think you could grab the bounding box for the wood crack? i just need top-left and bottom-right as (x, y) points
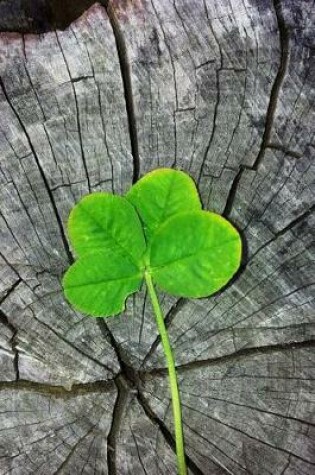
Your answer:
(130, 426), (149, 475)
(0, 308), (19, 380)
(0, 279), (22, 306)
(223, 0), (290, 218)
(0, 379), (115, 397)
(104, 1), (140, 183)
(97, 318), (135, 374)
(198, 0), (223, 183)
(267, 143), (303, 158)
(144, 339), (315, 376)
(107, 375), (130, 475)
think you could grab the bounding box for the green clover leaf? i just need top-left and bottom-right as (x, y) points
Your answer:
(62, 168), (242, 475)
(126, 168), (202, 240)
(150, 211), (241, 298)
(63, 250), (143, 317)
(68, 192), (146, 263)
(63, 193), (146, 316)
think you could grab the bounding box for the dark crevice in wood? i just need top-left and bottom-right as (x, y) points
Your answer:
(144, 339), (315, 376)
(0, 252), (21, 278)
(223, 0), (290, 218)
(279, 456), (291, 475)
(11, 329), (20, 381)
(0, 308), (18, 339)
(141, 297), (188, 369)
(97, 318), (140, 383)
(0, 379), (115, 397)
(0, 278), (22, 306)
(0, 77), (74, 264)
(97, 318), (200, 474)
(0, 308), (19, 380)
(267, 142), (303, 158)
(136, 390), (205, 475)
(98, 319), (126, 367)
(195, 59), (216, 70)
(198, 0), (223, 182)
(107, 375), (130, 475)
(70, 75), (94, 83)
(104, 1), (140, 184)
(198, 64), (221, 182)
(253, 0), (289, 171)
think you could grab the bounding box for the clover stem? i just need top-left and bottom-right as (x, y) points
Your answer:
(144, 271), (187, 475)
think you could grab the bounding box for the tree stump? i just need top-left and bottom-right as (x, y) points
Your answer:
(0, 0), (314, 473)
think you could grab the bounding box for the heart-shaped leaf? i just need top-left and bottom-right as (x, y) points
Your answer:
(150, 211), (242, 298)
(68, 192), (146, 264)
(63, 192), (147, 317)
(126, 168), (201, 239)
(63, 250), (143, 317)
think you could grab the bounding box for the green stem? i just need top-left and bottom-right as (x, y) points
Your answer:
(145, 271), (187, 475)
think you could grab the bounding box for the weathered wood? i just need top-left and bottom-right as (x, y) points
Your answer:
(0, 0), (314, 473)
(114, 380), (179, 474)
(143, 346), (315, 474)
(0, 382), (117, 473)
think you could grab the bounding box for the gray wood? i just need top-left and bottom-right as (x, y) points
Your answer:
(0, 382), (117, 474)
(143, 346), (315, 475)
(0, 0), (314, 473)
(114, 380), (179, 474)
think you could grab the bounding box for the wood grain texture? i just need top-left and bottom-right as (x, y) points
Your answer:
(0, 0), (314, 473)
(143, 346), (315, 475)
(114, 381), (179, 474)
(0, 382), (117, 474)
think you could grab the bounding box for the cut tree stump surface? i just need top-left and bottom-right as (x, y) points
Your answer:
(0, 0), (314, 474)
